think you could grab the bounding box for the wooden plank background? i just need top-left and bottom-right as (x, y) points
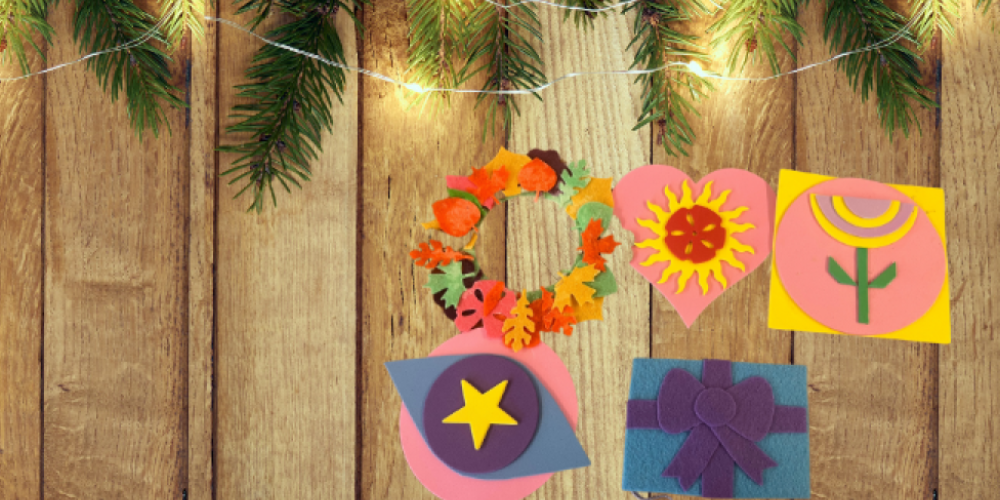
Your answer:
(0, 0), (997, 498)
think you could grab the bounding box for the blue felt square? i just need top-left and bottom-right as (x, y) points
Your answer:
(622, 359), (810, 498)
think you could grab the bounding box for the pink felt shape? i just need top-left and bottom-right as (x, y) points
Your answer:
(775, 178), (946, 335)
(613, 166), (776, 327)
(398, 329), (578, 500)
(447, 175), (496, 209)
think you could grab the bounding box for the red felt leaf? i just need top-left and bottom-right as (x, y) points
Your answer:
(579, 219), (621, 272)
(483, 281), (506, 316)
(468, 166), (509, 205)
(409, 240), (473, 269)
(433, 197), (482, 237)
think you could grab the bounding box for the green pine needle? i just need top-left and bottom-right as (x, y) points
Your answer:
(220, 0), (361, 212)
(160, 0), (207, 51)
(824, 0), (936, 139)
(625, 0), (714, 157)
(977, 0), (994, 13)
(403, 0), (468, 111)
(909, 0), (959, 51)
(0, 0), (55, 75)
(561, 0), (612, 28)
(462, 0), (546, 141)
(707, 0), (806, 75)
(73, 0), (186, 138)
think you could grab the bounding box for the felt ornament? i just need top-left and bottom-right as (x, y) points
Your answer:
(623, 358), (810, 499)
(769, 170), (950, 343)
(614, 166), (775, 328)
(413, 148), (622, 351)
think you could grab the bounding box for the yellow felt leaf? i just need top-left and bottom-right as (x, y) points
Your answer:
(502, 291), (535, 352)
(572, 296), (604, 322)
(422, 219), (441, 231)
(483, 147), (532, 197)
(553, 265), (600, 310)
(566, 177), (615, 219)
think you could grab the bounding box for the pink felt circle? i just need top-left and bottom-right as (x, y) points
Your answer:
(774, 178), (946, 335)
(398, 329), (579, 500)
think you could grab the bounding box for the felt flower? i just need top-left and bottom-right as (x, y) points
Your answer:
(455, 281), (517, 337)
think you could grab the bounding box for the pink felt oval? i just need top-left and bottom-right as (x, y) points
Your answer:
(774, 178), (946, 335)
(613, 166), (776, 327)
(398, 329), (578, 500)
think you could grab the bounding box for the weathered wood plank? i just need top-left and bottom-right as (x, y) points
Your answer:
(358, 0), (505, 496)
(940, 4), (1000, 497)
(188, 3), (218, 498)
(793, 1), (940, 498)
(0, 36), (44, 500)
(508, 9), (649, 497)
(214, 8), (358, 500)
(42, 1), (190, 496)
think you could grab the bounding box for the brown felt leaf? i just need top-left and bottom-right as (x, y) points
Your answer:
(502, 291), (535, 352)
(579, 219), (621, 272)
(553, 265), (600, 310)
(468, 166), (509, 206)
(409, 240), (472, 269)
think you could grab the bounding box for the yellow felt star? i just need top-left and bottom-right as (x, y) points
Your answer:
(566, 177), (615, 219)
(442, 379), (518, 450)
(483, 147), (532, 197)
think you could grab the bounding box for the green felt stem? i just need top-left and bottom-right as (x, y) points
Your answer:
(857, 247), (869, 324)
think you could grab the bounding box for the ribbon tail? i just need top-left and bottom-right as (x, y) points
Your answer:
(663, 424), (719, 491)
(701, 447), (735, 499)
(713, 425), (778, 485)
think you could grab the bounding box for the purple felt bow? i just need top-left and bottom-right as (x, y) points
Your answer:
(626, 360), (808, 498)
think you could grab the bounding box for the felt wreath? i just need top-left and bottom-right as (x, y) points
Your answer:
(410, 148), (622, 352)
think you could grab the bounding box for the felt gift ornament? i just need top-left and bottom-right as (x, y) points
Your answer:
(613, 166), (776, 327)
(768, 170), (951, 343)
(623, 358), (810, 499)
(386, 330), (590, 500)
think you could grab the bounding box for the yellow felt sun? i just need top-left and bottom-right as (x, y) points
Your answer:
(636, 180), (755, 295)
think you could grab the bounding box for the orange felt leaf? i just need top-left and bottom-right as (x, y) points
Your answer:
(468, 166), (509, 205)
(528, 288), (555, 334)
(518, 159), (557, 197)
(483, 281), (506, 316)
(578, 219), (621, 272)
(433, 198), (481, 237)
(545, 304), (577, 336)
(409, 240), (472, 269)
(553, 264), (600, 310)
(502, 291), (535, 352)
(572, 296), (604, 322)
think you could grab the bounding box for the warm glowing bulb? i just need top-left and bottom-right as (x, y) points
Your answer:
(404, 83), (426, 93)
(686, 61), (707, 77)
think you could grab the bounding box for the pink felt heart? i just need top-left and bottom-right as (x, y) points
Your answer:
(613, 166), (776, 327)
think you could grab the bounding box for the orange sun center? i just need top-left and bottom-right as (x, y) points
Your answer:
(664, 206), (726, 264)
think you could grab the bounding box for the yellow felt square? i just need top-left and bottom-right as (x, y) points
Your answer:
(767, 170), (951, 344)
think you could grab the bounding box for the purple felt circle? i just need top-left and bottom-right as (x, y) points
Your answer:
(422, 355), (540, 474)
(694, 388), (736, 427)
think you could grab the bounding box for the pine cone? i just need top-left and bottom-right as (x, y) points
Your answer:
(746, 37), (758, 54)
(0, 37), (7, 54)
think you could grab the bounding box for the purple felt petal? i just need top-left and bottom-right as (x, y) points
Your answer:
(658, 369), (705, 434)
(712, 425), (778, 485)
(701, 360), (732, 389)
(815, 194), (915, 237)
(770, 405), (809, 433)
(626, 400), (659, 429)
(726, 376), (775, 442)
(843, 196), (893, 219)
(663, 424), (718, 491)
(701, 447), (735, 499)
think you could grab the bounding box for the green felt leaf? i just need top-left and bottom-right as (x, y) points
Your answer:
(869, 263), (897, 289)
(425, 261), (473, 308)
(827, 257), (856, 286)
(549, 160), (591, 207)
(587, 266), (618, 298)
(526, 290), (543, 303)
(575, 202), (613, 233)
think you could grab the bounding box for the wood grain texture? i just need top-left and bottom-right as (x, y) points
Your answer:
(508, 9), (649, 498)
(0, 37), (44, 500)
(214, 8), (358, 500)
(358, 0), (505, 497)
(42, 1), (190, 497)
(940, 4), (1000, 498)
(794, 1), (940, 498)
(188, 2), (218, 498)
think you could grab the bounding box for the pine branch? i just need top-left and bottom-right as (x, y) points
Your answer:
(404, 0), (468, 110)
(159, 0), (206, 51)
(977, 0), (993, 13)
(74, 0), (186, 137)
(561, 0), (612, 28)
(624, 0), (714, 157)
(0, 0), (55, 75)
(824, 0), (936, 138)
(707, 0), (806, 75)
(909, 0), (958, 51)
(462, 0), (546, 141)
(220, 0), (361, 212)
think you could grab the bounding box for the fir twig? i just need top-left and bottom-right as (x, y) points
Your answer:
(561, 0), (612, 28)
(824, 0), (936, 138)
(220, 0), (361, 212)
(0, 0), (54, 75)
(707, 0), (806, 75)
(404, 0), (468, 110)
(625, 0), (713, 157)
(909, 0), (958, 51)
(159, 0), (206, 51)
(462, 0), (546, 141)
(74, 0), (186, 137)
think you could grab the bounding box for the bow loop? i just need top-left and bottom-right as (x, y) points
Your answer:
(657, 368), (704, 433)
(726, 376), (775, 441)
